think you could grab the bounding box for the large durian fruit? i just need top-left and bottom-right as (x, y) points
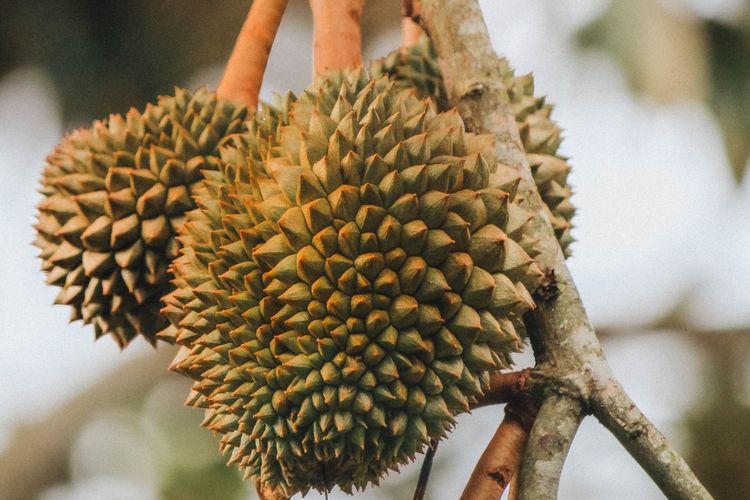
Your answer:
(372, 37), (575, 255)
(35, 89), (248, 346)
(160, 71), (544, 495)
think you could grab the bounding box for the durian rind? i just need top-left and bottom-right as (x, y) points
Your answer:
(35, 88), (249, 346)
(372, 37), (575, 254)
(162, 71), (543, 495)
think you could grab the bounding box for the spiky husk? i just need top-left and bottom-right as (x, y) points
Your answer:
(161, 71), (544, 495)
(372, 37), (575, 255)
(35, 88), (249, 347)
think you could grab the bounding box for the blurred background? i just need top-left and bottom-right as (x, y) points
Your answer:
(1, 0), (749, 498)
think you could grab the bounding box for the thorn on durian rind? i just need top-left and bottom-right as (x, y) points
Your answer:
(161, 70), (546, 495)
(372, 36), (576, 256)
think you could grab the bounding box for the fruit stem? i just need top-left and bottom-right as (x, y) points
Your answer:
(412, 438), (439, 500)
(401, 0), (424, 48)
(310, 0), (364, 78)
(460, 398), (537, 500)
(470, 370), (531, 409)
(216, 0), (289, 110)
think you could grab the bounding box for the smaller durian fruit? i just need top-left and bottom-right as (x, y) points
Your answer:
(35, 88), (248, 347)
(161, 71), (544, 495)
(372, 36), (575, 254)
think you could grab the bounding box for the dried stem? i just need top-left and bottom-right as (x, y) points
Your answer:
(412, 439), (439, 500)
(402, 17), (424, 48)
(216, 0), (289, 110)
(461, 394), (537, 499)
(309, 0), (364, 77)
(418, 1), (713, 499)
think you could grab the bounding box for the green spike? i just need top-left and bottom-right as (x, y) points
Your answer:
(461, 266), (495, 308)
(328, 185), (361, 221)
(422, 396), (452, 422)
(414, 267), (450, 302)
(274, 278), (311, 307)
(388, 193), (419, 224)
(389, 295), (418, 328)
(400, 220), (428, 255)
(278, 207), (312, 250)
(463, 342), (496, 371)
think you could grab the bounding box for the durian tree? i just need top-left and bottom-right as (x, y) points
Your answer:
(33, 0), (714, 498)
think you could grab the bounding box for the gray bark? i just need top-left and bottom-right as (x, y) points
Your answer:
(418, 1), (713, 498)
(517, 395), (583, 500)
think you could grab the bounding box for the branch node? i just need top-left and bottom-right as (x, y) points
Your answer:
(487, 468), (511, 488)
(533, 270), (558, 302)
(454, 78), (500, 102)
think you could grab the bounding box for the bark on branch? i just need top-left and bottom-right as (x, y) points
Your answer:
(517, 395), (583, 498)
(591, 380), (715, 499)
(418, 1), (713, 499)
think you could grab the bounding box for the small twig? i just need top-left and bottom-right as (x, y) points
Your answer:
(216, 0), (289, 110)
(402, 17), (424, 48)
(401, 0), (420, 20)
(471, 369), (531, 410)
(309, 0), (364, 77)
(413, 439), (439, 500)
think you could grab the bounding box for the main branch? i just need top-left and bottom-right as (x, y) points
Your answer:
(418, 1), (712, 499)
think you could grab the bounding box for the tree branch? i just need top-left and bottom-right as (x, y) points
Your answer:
(309, 0), (364, 77)
(418, 1), (713, 499)
(517, 395), (583, 499)
(591, 379), (715, 499)
(216, 0), (289, 110)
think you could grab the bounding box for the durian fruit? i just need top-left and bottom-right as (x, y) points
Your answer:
(161, 71), (544, 495)
(35, 88), (249, 347)
(372, 37), (576, 254)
